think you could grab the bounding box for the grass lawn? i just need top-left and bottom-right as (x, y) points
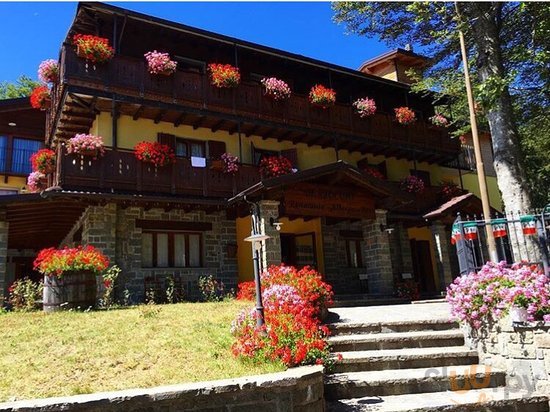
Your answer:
(0, 301), (284, 402)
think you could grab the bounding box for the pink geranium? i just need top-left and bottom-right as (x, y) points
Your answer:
(353, 97), (376, 118)
(66, 134), (106, 158)
(27, 171), (46, 193)
(144, 50), (177, 75)
(38, 59), (59, 84)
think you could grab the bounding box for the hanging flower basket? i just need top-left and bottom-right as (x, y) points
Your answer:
(208, 63), (240, 88)
(430, 113), (449, 128)
(72, 34), (114, 64)
(221, 152), (239, 174)
(66, 134), (106, 158)
(27, 171), (47, 193)
(400, 175), (425, 194)
(38, 59), (59, 84)
(30, 149), (56, 174)
(261, 77), (291, 101)
(308, 84), (336, 108)
(144, 50), (177, 75)
(259, 156), (293, 178)
(440, 180), (461, 199)
(394, 107), (416, 125)
(353, 97), (377, 118)
(134, 141), (175, 168)
(30, 86), (51, 110)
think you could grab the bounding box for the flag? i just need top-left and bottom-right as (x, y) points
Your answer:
(520, 215), (537, 236)
(451, 223), (462, 245)
(491, 218), (507, 238)
(463, 222), (478, 241)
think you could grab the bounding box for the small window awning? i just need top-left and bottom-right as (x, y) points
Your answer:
(423, 192), (499, 223)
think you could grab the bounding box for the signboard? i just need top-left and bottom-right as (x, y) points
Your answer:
(284, 183), (375, 219)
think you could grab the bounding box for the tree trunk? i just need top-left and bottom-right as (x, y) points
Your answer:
(465, 3), (542, 261)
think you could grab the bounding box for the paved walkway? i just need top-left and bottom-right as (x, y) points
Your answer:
(328, 301), (452, 325)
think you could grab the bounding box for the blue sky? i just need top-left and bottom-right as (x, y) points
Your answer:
(0, 2), (391, 84)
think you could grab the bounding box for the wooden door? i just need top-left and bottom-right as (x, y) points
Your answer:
(410, 239), (436, 294)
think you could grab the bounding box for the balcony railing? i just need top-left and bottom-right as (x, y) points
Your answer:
(56, 45), (459, 157)
(59, 148), (261, 198)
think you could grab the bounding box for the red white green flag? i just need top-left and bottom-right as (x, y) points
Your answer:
(520, 215), (537, 236)
(451, 223), (462, 245)
(463, 222), (478, 241)
(491, 218), (507, 238)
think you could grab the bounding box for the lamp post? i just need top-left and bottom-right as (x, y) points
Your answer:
(243, 200), (270, 328)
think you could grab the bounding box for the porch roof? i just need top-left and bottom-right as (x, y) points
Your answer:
(422, 192), (499, 224)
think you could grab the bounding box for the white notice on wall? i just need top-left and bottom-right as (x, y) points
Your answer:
(191, 156), (206, 168)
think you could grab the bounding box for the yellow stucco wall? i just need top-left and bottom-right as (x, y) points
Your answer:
(407, 226), (440, 291)
(0, 176), (28, 192)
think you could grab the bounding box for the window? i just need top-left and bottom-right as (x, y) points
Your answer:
(345, 239), (364, 268)
(252, 147), (278, 166)
(0, 136), (42, 174)
(176, 138), (205, 158)
(142, 231), (202, 268)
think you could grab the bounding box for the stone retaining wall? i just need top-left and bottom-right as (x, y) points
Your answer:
(0, 366), (324, 412)
(465, 317), (550, 395)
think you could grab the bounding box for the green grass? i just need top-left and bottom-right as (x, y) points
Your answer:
(0, 301), (284, 402)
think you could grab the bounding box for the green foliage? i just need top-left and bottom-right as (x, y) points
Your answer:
(198, 275), (227, 302)
(0, 75), (41, 99)
(8, 278), (43, 311)
(100, 265), (121, 309)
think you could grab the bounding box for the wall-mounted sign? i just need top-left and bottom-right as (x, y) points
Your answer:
(284, 183), (375, 220)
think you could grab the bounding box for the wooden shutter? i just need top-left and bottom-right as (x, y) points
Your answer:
(158, 133), (176, 150)
(280, 148), (298, 168)
(207, 140), (226, 160)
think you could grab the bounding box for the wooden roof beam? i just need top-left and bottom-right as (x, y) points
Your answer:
(154, 109), (167, 124)
(132, 105), (145, 121)
(193, 116), (205, 130)
(276, 130), (292, 142)
(245, 124), (260, 137)
(211, 119), (225, 133)
(173, 112), (186, 127)
(261, 128), (277, 140)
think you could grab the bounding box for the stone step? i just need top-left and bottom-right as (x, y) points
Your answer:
(324, 364), (506, 400)
(332, 346), (478, 373)
(325, 388), (549, 412)
(331, 296), (409, 308)
(328, 319), (458, 336)
(329, 329), (464, 352)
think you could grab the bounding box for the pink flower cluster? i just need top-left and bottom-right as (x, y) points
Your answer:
(400, 175), (425, 193)
(447, 261), (550, 328)
(27, 171), (46, 193)
(262, 284), (305, 312)
(261, 77), (291, 101)
(38, 59), (59, 84)
(353, 97), (376, 118)
(66, 134), (106, 158)
(144, 50), (177, 75)
(430, 113), (449, 127)
(221, 152), (239, 174)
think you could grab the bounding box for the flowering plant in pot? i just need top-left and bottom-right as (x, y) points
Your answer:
(38, 59), (59, 84)
(430, 113), (449, 127)
(144, 50), (177, 75)
(208, 63), (240, 88)
(259, 155), (293, 178)
(400, 175), (425, 194)
(134, 141), (175, 167)
(27, 171), (47, 193)
(66, 134), (106, 158)
(394, 107), (416, 125)
(440, 180), (461, 199)
(308, 84), (336, 108)
(30, 149), (56, 174)
(353, 97), (376, 118)
(30, 86), (51, 110)
(221, 152), (239, 174)
(72, 34), (114, 64)
(363, 166), (385, 180)
(261, 77), (291, 101)
(34, 245), (110, 277)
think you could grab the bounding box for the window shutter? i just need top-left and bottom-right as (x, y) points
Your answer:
(158, 133), (176, 150)
(280, 148), (298, 168)
(207, 140), (226, 160)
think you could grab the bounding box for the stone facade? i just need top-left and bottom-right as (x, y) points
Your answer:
(362, 210), (394, 295)
(64, 203), (238, 303)
(389, 222), (414, 280)
(465, 317), (550, 395)
(0, 365), (325, 412)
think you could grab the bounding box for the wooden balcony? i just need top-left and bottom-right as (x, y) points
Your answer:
(51, 45), (460, 164)
(58, 149), (261, 199)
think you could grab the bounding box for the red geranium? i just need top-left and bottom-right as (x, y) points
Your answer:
(30, 149), (56, 174)
(34, 245), (109, 277)
(134, 141), (175, 167)
(208, 63), (240, 88)
(394, 107), (416, 125)
(236, 281), (256, 301)
(309, 84), (336, 108)
(30, 86), (50, 110)
(259, 156), (293, 178)
(73, 34), (114, 64)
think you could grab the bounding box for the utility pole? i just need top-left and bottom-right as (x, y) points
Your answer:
(455, 3), (499, 262)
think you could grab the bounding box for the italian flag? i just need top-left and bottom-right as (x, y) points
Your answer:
(491, 218), (507, 238)
(451, 224), (462, 245)
(520, 215), (537, 236)
(463, 222), (478, 241)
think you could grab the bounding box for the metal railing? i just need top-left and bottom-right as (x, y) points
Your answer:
(453, 205), (550, 276)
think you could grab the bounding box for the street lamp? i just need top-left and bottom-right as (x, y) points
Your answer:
(243, 199), (270, 328)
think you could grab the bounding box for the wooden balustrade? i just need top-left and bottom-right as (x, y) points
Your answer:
(58, 45), (457, 156)
(59, 148), (261, 198)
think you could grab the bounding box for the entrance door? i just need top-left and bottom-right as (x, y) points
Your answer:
(280, 233), (317, 268)
(410, 239), (436, 294)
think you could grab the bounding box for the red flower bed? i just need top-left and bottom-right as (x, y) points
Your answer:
(34, 245), (109, 277)
(236, 281), (256, 301)
(231, 265), (336, 368)
(208, 63), (240, 88)
(72, 34), (114, 64)
(259, 156), (293, 178)
(134, 141), (176, 167)
(30, 86), (50, 110)
(30, 149), (56, 174)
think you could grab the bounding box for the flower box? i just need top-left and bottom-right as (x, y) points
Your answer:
(353, 97), (377, 118)
(66, 134), (106, 158)
(221, 152), (239, 174)
(261, 77), (291, 101)
(309, 84), (336, 108)
(30, 86), (51, 111)
(394, 107), (416, 125)
(73, 34), (114, 64)
(30, 149), (56, 174)
(134, 141), (175, 168)
(400, 175), (425, 194)
(27, 171), (47, 193)
(38, 59), (59, 84)
(144, 50), (177, 75)
(208, 63), (240, 88)
(430, 113), (449, 128)
(259, 156), (293, 178)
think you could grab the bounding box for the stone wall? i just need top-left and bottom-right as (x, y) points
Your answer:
(465, 317), (550, 395)
(0, 217), (8, 301)
(362, 210), (393, 295)
(0, 366), (325, 412)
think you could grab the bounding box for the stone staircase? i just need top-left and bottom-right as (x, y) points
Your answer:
(325, 318), (549, 411)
